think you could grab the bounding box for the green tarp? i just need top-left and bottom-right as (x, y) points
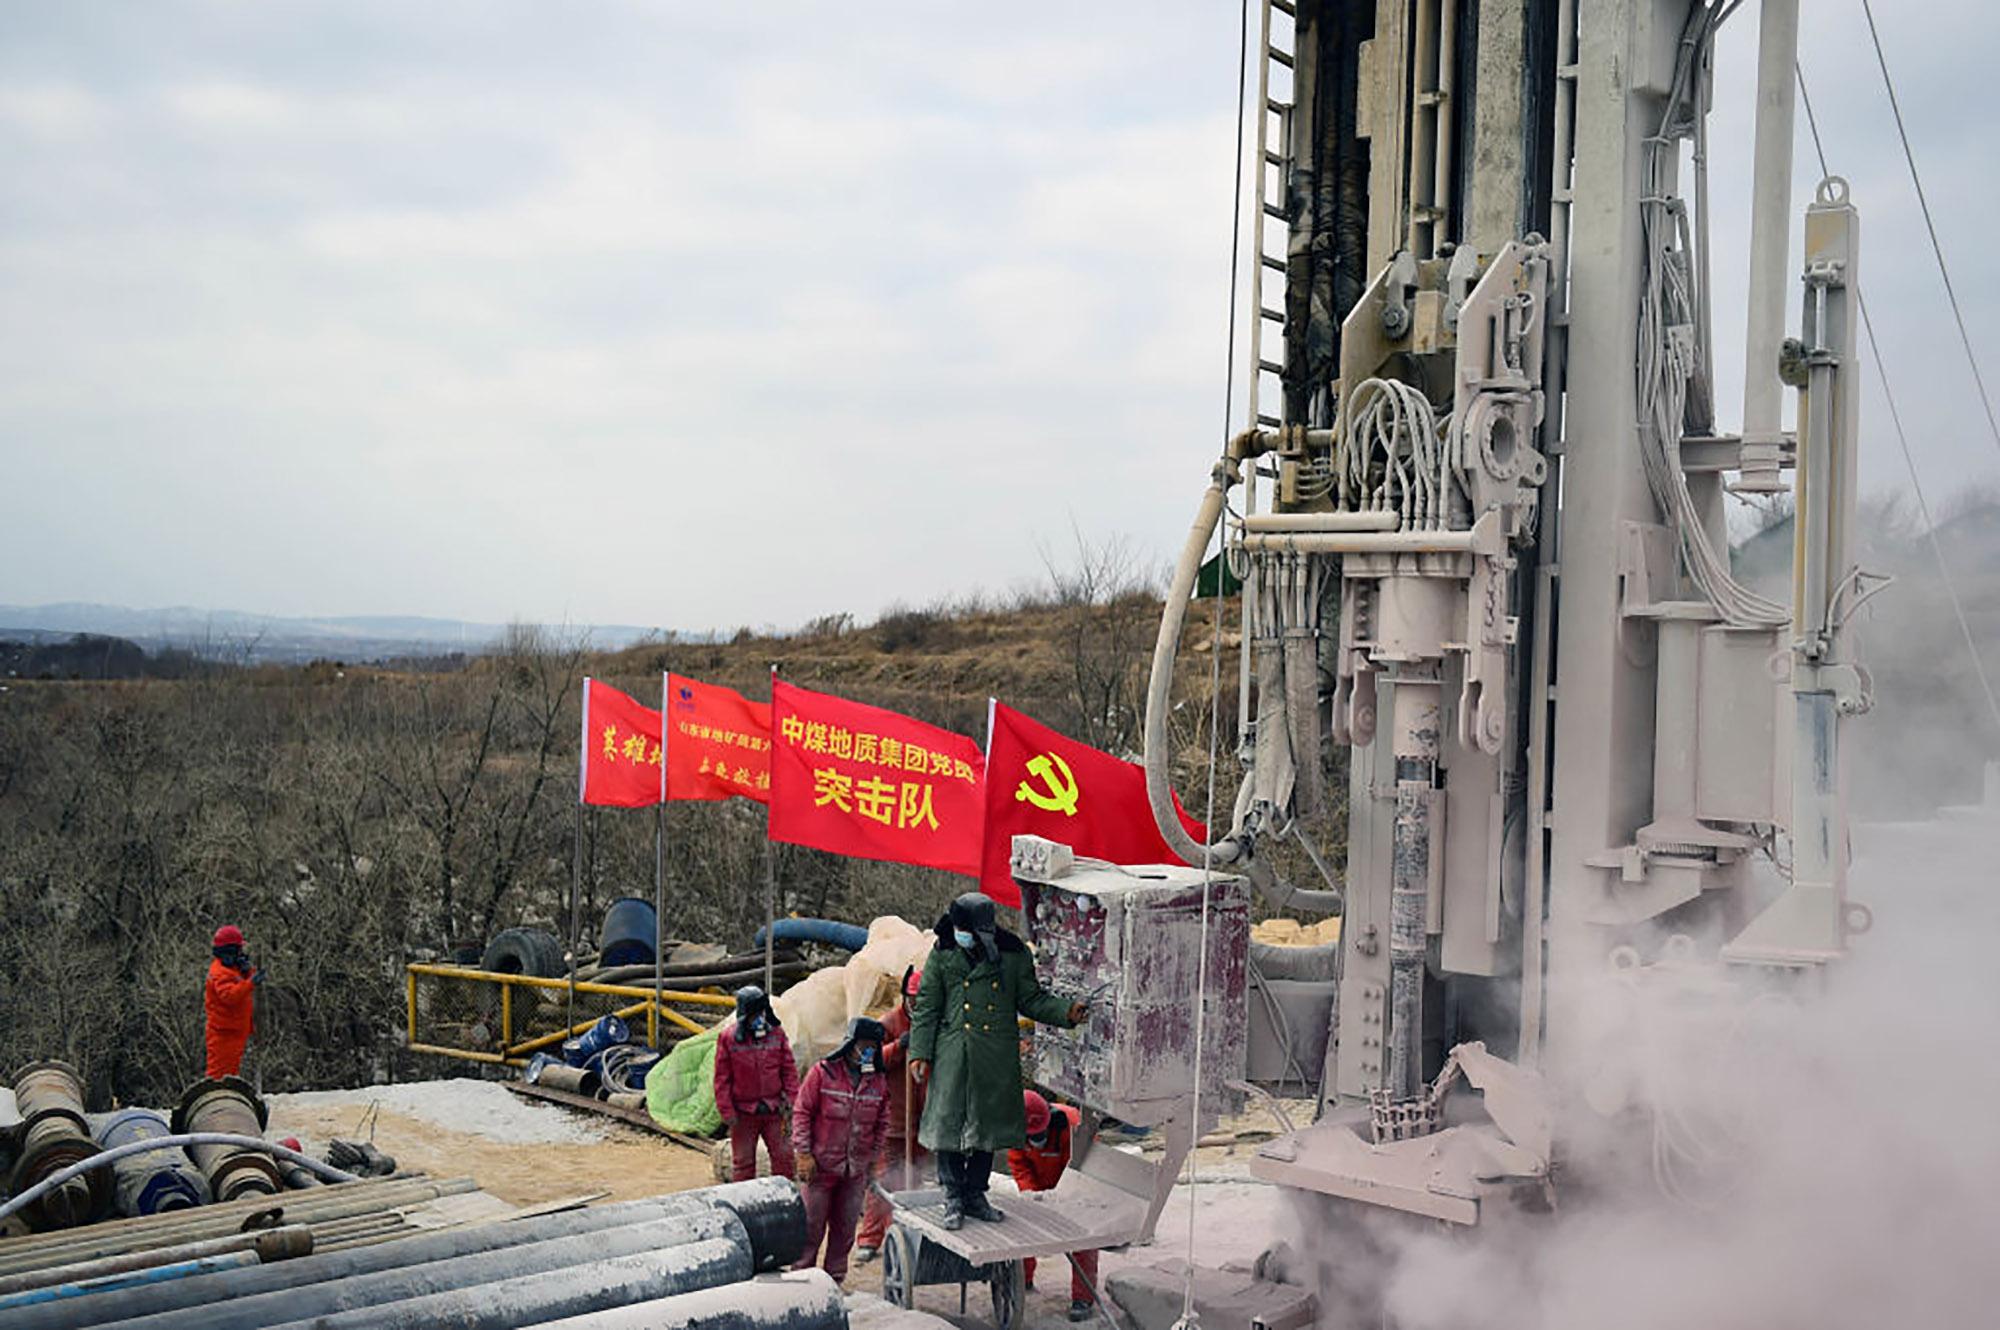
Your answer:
(646, 1025), (725, 1136)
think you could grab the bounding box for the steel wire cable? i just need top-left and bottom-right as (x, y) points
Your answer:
(1857, 0), (2000, 465)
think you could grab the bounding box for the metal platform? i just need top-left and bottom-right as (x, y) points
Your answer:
(889, 1170), (1149, 1266)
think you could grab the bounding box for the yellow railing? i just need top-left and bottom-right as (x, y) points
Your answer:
(404, 963), (735, 1069)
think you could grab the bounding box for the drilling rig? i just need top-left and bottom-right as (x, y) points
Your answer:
(1048, 0), (1871, 1226)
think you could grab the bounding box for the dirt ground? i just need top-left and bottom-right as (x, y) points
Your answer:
(267, 1098), (715, 1208)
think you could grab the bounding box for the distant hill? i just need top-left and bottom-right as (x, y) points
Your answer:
(0, 603), (666, 666)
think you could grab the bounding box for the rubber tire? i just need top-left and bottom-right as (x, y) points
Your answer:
(882, 1226), (918, 1310)
(479, 927), (565, 978)
(990, 1258), (1026, 1330)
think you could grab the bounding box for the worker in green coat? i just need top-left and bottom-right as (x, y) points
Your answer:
(908, 892), (1086, 1230)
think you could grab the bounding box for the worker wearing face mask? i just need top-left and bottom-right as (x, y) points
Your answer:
(791, 1016), (892, 1284)
(1010, 1090), (1100, 1322)
(908, 892), (1088, 1230)
(714, 985), (799, 1182)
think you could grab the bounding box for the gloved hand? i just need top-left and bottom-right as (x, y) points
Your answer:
(251, 969), (266, 987)
(910, 1059), (929, 1085)
(797, 1153), (817, 1184)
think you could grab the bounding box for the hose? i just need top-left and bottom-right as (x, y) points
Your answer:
(0, 1136), (358, 1227)
(749, 919), (869, 953)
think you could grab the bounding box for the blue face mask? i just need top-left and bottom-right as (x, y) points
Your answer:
(749, 1016), (769, 1037)
(857, 1045), (880, 1073)
(953, 928), (976, 950)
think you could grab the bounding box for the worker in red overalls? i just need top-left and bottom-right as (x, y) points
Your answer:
(1008, 1090), (1100, 1323)
(713, 985), (799, 1181)
(204, 924), (262, 1078)
(854, 966), (928, 1264)
(791, 1017), (892, 1285)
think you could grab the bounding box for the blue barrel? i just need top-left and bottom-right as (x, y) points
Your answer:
(599, 897), (658, 966)
(94, 1109), (210, 1216)
(565, 1014), (630, 1066)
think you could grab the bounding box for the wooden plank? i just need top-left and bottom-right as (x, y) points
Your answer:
(888, 1185), (1143, 1265)
(503, 1080), (715, 1156)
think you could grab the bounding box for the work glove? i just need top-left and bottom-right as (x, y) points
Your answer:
(251, 969), (266, 987)
(910, 1059), (929, 1085)
(797, 1153), (817, 1184)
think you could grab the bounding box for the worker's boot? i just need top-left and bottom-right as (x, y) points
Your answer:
(941, 1197), (965, 1231)
(1069, 1299), (1093, 1322)
(963, 1193), (1004, 1223)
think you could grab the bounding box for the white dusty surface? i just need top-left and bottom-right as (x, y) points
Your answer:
(267, 1077), (613, 1145)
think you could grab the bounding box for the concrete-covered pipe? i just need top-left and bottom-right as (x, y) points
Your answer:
(534, 1269), (845, 1330)
(9, 1061), (111, 1230)
(88, 1210), (749, 1330)
(257, 1237), (755, 1330)
(169, 1078), (280, 1202)
(94, 1111), (210, 1217)
(0, 1251), (265, 1315)
(7, 1180), (803, 1330)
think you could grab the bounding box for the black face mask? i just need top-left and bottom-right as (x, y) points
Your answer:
(215, 945), (244, 967)
(1028, 1130), (1048, 1148)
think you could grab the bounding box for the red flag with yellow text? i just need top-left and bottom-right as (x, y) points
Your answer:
(662, 673), (772, 803)
(979, 701), (1207, 907)
(767, 680), (984, 875)
(579, 678), (663, 807)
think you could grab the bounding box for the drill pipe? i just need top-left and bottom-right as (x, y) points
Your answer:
(0, 1180), (800, 1330)
(8, 1061), (111, 1231)
(533, 1268), (845, 1330)
(169, 1079), (281, 1202)
(90, 1213), (750, 1330)
(0, 1177), (475, 1276)
(0, 1251), (264, 1314)
(0, 1226), (310, 1298)
(257, 1238), (755, 1330)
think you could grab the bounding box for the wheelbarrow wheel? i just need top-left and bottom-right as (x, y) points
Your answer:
(881, 1224), (918, 1310)
(990, 1258), (1027, 1330)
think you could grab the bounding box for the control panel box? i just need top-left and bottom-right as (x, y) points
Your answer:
(1022, 858), (1249, 1128)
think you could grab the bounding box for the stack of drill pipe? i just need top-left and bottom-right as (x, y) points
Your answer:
(0, 1227), (311, 1300)
(91, 1111), (210, 1217)
(0, 1175), (478, 1279)
(167, 1078), (281, 1203)
(581, 945), (804, 988)
(8, 1062), (112, 1231)
(40, 1178), (803, 1330)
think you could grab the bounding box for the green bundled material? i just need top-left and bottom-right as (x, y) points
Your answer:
(646, 1024), (725, 1136)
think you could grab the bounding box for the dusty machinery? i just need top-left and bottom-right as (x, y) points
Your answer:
(1122, 0), (1869, 1226)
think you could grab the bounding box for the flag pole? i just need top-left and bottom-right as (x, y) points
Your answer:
(653, 800), (665, 1049)
(764, 663), (777, 995)
(567, 799), (582, 1031)
(763, 815), (776, 994)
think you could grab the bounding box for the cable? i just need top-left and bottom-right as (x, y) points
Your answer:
(1174, 4), (1257, 1326)
(1796, 65), (2000, 740)
(1857, 0), (2000, 464)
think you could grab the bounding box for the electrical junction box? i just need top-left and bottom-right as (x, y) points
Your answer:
(1016, 841), (1250, 1129)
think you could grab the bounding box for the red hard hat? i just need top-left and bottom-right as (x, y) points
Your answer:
(1023, 1090), (1051, 1137)
(903, 967), (924, 999)
(213, 925), (245, 948)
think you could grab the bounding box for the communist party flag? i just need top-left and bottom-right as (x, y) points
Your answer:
(979, 701), (1208, 907)
(767, 680), (984, 876)
(579, 678), (664, 807)
(662, 673), (772, 803)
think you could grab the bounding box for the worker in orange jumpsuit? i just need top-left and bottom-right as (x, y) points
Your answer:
(854, 966), (928, 1263)
(204, 924), (262, 1078)
(1008, 1090), (1099, 1323)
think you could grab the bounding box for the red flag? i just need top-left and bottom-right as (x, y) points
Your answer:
(579, 678), (663, 808)
(662, 673), (772, 803)
(979, 702), (1207, 907)
(768, 680), (984, 876)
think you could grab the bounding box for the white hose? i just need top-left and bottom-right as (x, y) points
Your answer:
(0, 1135), (359, 1225)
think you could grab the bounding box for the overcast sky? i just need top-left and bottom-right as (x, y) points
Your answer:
(2, 2), (1994, 634)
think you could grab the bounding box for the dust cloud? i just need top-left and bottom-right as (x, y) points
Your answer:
(1287, 800), (2000, 1329)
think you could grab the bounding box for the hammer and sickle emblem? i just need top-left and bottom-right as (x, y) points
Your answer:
(1015, 752), (1080, 817)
